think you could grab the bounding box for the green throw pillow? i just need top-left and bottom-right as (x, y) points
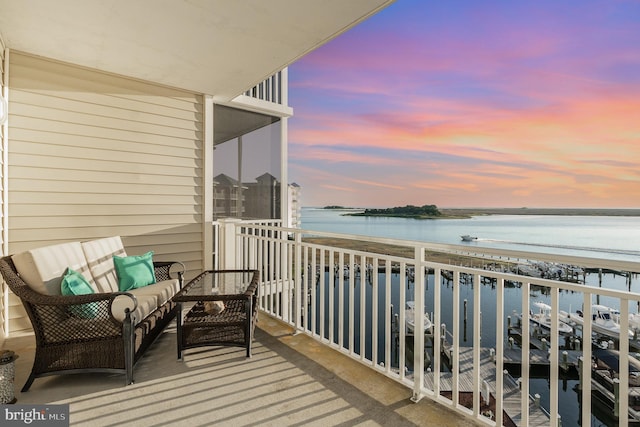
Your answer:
(113, 251), (156, 291)
(61, 268), (98, 319)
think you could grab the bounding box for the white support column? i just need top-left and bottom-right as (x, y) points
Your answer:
(2, 48), (9, 257)
(202, 95), (214, 270)
(1, 48), (9, 338)
(280, 117), (289, 227)
(218, 218), (242, 270)
(280, 68), (289, 227)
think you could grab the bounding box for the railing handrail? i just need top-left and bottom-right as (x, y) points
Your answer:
(237, 223), (640, 274)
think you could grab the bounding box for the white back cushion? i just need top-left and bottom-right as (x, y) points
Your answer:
(12, 242), (96, 295)
(81, 236), (127, 293)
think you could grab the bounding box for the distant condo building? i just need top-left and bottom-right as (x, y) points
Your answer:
(213, 173), (301, 228)
(244, 173), (280, 219)
(213, 174), (247, 218)
(288, 183), (301, 229)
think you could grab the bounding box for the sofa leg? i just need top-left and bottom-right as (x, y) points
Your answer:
(21, 373), (36, 392)
(123, 313), (135, 385)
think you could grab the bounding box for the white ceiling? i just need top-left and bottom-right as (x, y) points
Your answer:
(0, 0), (393, 100)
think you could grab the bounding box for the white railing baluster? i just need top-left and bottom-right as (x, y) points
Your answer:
(550, 287), (560, 425)
(295, 232), (302, 329)
(582, 294), (592, 427)
(495, 277), (504, 427)
(328, 249), (335, 346)
(303, 246), (309, 332)
(282, 238), (291, 323)
(244, 71), (283, 104)
(412, 248), (425, 402)
(521, 281), (530, 427)
(399, 261), (407, 381)
(339, 251), (345, 349)
(452, 269), (460, 408)
(619, 298), (630, 427)
(319, 248), (325, 341)
(360, 255), (366, 361)
(311, 247), (317, 338)
(384, 258), (392, 376)
(472, 272), (481, 418)
(274, 236), (280, 316)
(349, 252), (355, 355)
(372, 256), (379, 368)
(433, 266), (442, 398)
(269, 234), (275, 313)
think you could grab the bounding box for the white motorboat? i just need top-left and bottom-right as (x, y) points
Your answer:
(460, 235), (477, 242)
(629, 313), (640, 331)
(601, 307), (640, 333)
(563, 304), (634, 339)
(525, 302), (573, 335)
(405, 301), (432, 335)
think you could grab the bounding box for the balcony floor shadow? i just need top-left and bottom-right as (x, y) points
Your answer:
(2, 313), (482, 426)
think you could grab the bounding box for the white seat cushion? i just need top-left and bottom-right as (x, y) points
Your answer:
(12, 242), (97, 295)
(128, 279), (180, 307)
(81, 236), (127, 293)
(110, 279), (180, 324)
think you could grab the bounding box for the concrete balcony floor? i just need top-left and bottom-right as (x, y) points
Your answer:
(2, 313), (481, 426)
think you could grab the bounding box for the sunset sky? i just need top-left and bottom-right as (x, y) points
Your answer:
(287, 0), (640, 209)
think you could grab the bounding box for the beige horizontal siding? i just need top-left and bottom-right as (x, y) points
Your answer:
(1, 46), (6, 338)
(6, 52), (206, 334)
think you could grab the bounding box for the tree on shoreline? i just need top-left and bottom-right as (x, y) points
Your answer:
(363, 204), (441, 217)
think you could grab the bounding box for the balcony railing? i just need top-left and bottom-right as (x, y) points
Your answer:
(216, 219), (640, 427)
(244, 71), (283, 105)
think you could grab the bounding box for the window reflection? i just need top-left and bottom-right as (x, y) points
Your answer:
(213, 105), (282, 220)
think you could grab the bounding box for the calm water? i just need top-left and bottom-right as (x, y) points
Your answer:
(301, 207), (640, 427)
(301, 207), (640, 262)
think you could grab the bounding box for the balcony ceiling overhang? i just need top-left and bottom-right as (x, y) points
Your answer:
(0, 0), (393, 100)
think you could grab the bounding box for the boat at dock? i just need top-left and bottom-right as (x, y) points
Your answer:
(588, 349), (640, 424)
(518, 302), (574, 335)
(562, 304), (634, 340)
(405, 301), (433, 335)
(631, 313), (640, 331)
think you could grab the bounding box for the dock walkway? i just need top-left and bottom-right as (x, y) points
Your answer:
(503, 348), (581, 371)
(422, 346), (550, 426)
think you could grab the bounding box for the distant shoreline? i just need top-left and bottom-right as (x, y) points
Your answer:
(320, 206), (640, 218)
(440, 208), (640, 217)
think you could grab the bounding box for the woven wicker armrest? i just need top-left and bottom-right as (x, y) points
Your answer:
(22, 291), (138, 346)
(153, 260), (186, 287)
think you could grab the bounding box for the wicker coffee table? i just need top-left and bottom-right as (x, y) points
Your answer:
(172, 269), (259, 359)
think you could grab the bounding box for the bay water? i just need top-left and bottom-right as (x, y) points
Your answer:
(301, 207), (640, 426)
(301, 207), (640, 262)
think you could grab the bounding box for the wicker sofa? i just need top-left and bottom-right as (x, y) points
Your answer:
(0, 236), (184, 391)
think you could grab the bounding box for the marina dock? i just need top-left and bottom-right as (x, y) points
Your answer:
(428, 334), (640, 425)
(424, 345), (551, 426)
(503, 348), (581, 372)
